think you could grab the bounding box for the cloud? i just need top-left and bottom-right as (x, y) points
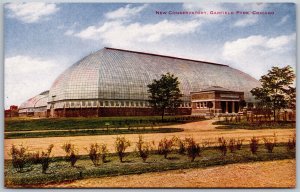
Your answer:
(276, 15), (289, 26)
(75, 19), (202, 47)
(233, 3), (267, 27)
(73, 4), (210, 48)
(64, 29), (75, 36)
(182, 3), (226, 21)
(5, 55), (56, 74)
(222, 33), (296, 79)
(105, 4), (147, 20)
(5, 2), (59, 23)
(5, 55), (63, 108)
(233, 15), (258, 27)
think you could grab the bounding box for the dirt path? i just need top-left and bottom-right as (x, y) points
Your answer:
(41, 159), (295, 188)
(4, 120), (295, 159)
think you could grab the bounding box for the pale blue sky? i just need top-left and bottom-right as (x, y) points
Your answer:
(4, 2), (296, 108)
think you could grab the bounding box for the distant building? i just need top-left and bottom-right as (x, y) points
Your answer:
(19, 91), (48, 117)
(19, 47), (260, 117)
(5, 105), (19, 118)
(191, 86), (244, 115)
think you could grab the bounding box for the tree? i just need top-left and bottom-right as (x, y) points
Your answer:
(250, 65), (295, 121)
(239, 99), (246, 111)
(147, 72), (182, 121)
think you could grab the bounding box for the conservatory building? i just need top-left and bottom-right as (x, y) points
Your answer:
(19, 47), (260, 117)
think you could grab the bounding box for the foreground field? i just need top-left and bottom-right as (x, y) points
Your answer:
(4, 119), (295, 159)
(5, 119), (296, 188)
(41, 159), (295, 188)
(5, 143), (295, 187)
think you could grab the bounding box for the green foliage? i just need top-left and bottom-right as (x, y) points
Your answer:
(61, 142), (79, 167)
(147, 73), (182, 121)
(157, 137), (176, 159)
(228, 139), (236, 153)
(33, 144), (54, 173)
(263, 134), (277, 153)
(236, 139), (243, 150)
(5, 127), (184, 139)
(6, 143), (295, 187)
(185, 137), (201, 162)
(9, 145), (30, 172)
(213, 120), (295, 130)
(87, 143), (108, 166)
(250, 137), (259, 155)
(100, 144), (109, 163)
(287, 134), (296, 152)
(239, 99), (247, 110)
(136, 135), (154, 162)
(177, 138), (186, 155)
(5, 116), (206, 139)
(115, 136), (131, 162)
(250, 65), (296, 121)
(89, 143), (101, 167)
(217, 137), (227, 157)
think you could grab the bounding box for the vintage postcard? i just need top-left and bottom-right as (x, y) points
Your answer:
(4, 2), (296, 188)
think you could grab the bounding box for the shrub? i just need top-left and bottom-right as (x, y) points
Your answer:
(158, 137), (176, 159)
(263, 135), (276, 153)
(39, 144), (54, 173)
(228, 139), (236, 153)
(28, 151), (40, 165)
(217, 137), (227, 157)
(236, 139), (243, 150)
(136, 135), (153, 162)
(88, 143), (102, 166)
(115, 136), (131, 162)
(100, 144), (109, 163)
(61, 142), (79, 167)
(177, 138), (186, 155)
(87, 143), (108, 166)
(287, 134), (296, 152)
(250, 137), (259, 155)
(185, 137), (201, 162)
(9, 144), (30, 172)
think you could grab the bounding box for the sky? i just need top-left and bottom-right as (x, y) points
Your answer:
(4, 2), (296, 109)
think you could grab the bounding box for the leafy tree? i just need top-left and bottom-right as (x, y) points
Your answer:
(286, 87), (296, 110)
(147, 73), (182, 121)
(250, 65), (295, 121)
(239, 99), (246, 111)
(247, 103), (254, 110)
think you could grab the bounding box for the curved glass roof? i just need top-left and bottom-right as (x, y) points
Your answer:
(49, 47), (260, 103)
(19, 91), (49, 110)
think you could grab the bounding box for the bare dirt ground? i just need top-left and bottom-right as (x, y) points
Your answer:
(4, 119), (295, 159)
(41, 159), (295, 188)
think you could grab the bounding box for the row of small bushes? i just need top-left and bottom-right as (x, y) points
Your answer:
(217, 112), (295, 123)
(213, 119), (295, 130)
(9, 134), (296, 174)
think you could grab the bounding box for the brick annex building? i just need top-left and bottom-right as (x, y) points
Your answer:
(18, 47), (260, 118)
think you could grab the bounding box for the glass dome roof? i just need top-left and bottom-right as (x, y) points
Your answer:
(49, 47), (260, 104)
(19, 91), (49, 111)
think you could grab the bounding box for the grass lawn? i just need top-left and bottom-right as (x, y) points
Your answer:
(5, 116), (204, 132)
(5, 127), (184, 139)
(213, 120), (295, 130)
(5, 143), (295, 187)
